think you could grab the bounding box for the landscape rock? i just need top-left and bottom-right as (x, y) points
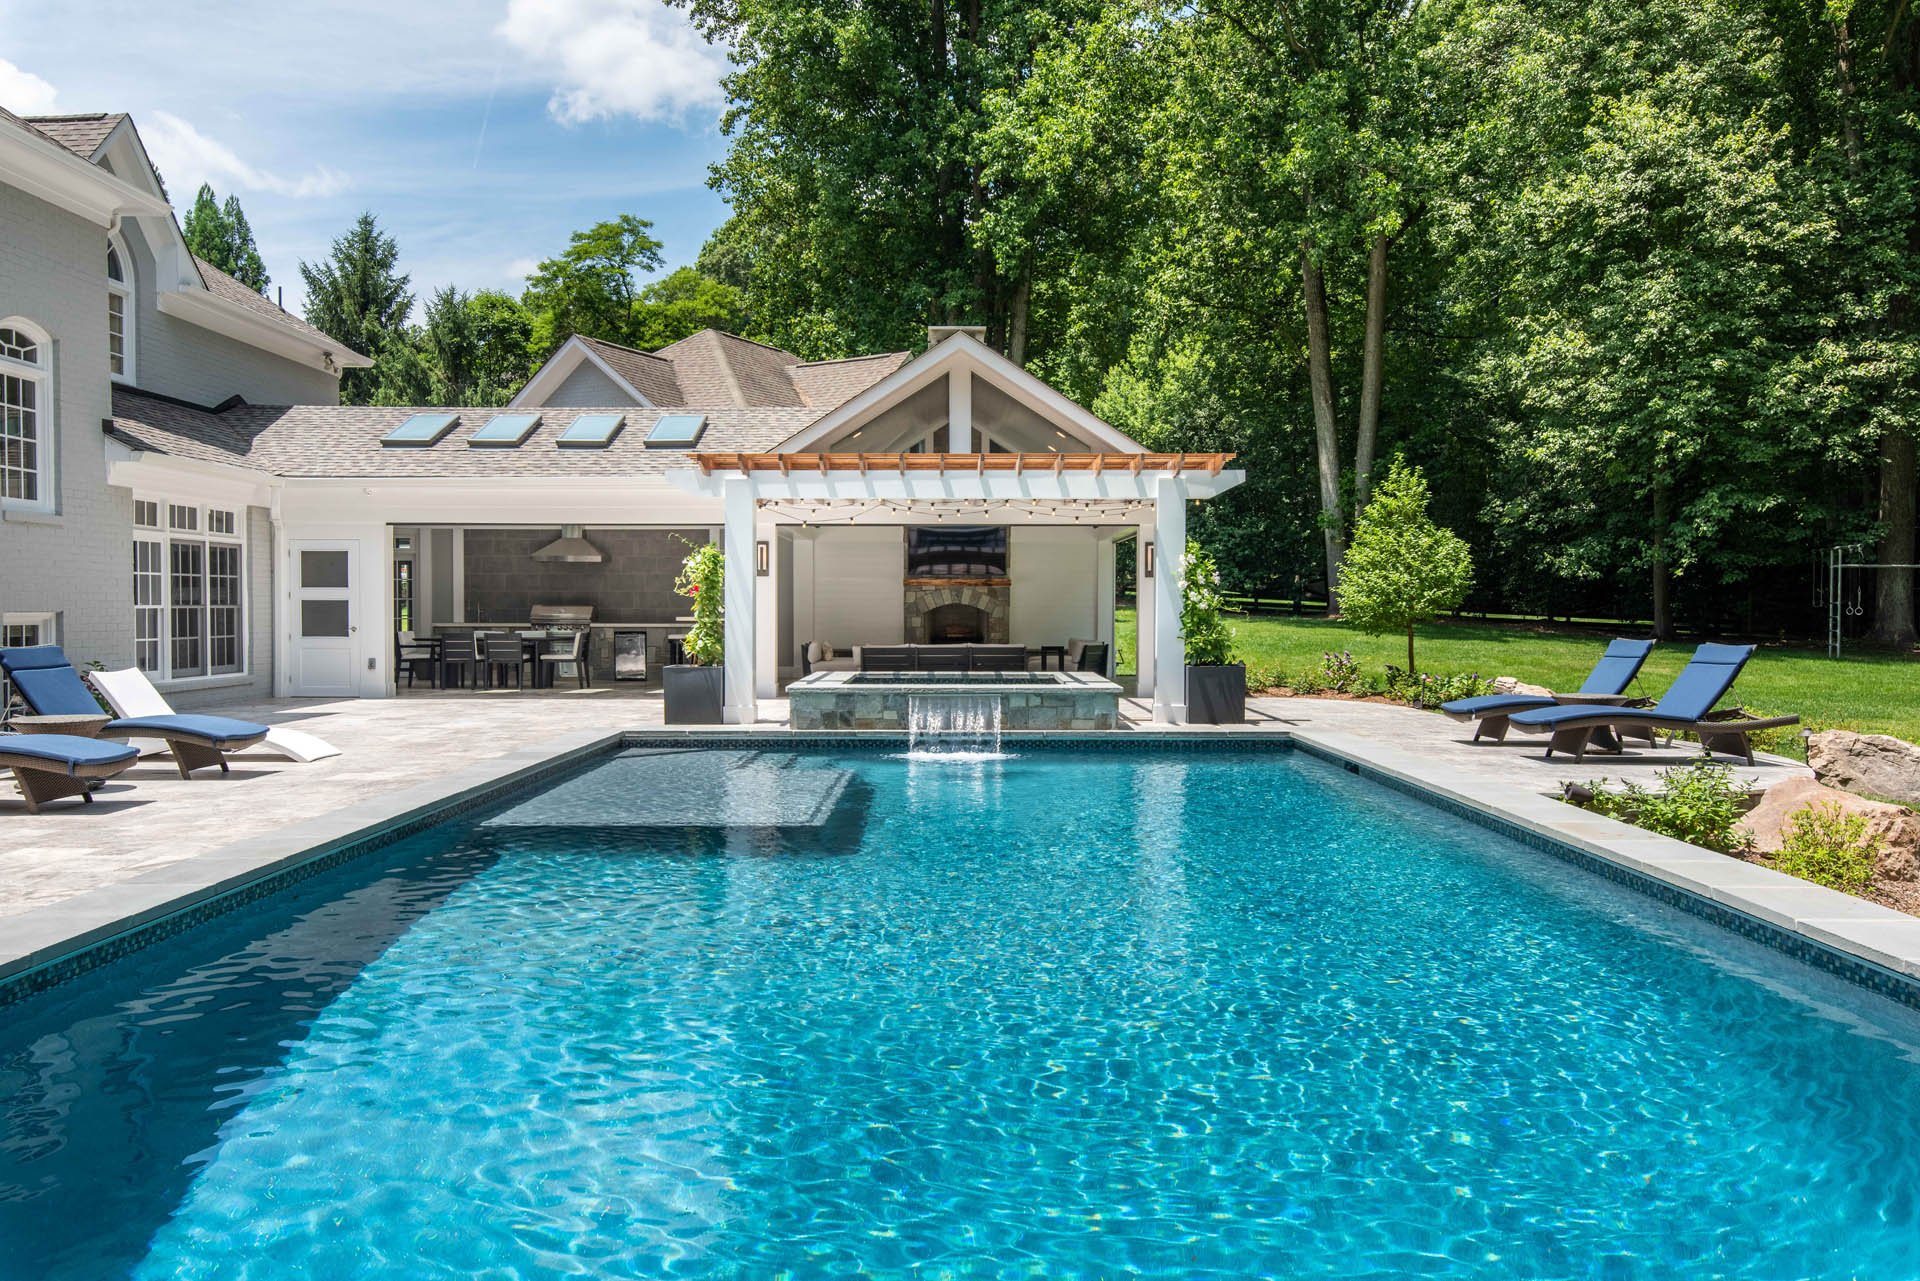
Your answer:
(1738, 776), (1920, 885)
(1807, 730), (1920, 808)
(1491, 676), (1553, 697)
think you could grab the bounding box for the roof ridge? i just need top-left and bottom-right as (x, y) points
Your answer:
(793, 350), (911, 368)
(576, 333), (675, 366)
(21, 111), (120, 122)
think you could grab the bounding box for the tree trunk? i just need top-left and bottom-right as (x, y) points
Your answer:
(1406, 623), (1416, 677)
(1302, 252), (1346, 612)
(1651, 476), (1675, 640)
(1866, 428), (1918, 649)
(1007, 254), (1033, 366)
(1355, 229), (1388, 509)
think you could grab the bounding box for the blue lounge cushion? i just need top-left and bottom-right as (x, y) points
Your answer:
(1440, 693), (1556, 716)
(0, 646), (105, 717)
(1576, 639), (1657, 695)
(1511, 643), (1755, 730)
(0, 733), (139, 775)
(107, 714), (269, 747)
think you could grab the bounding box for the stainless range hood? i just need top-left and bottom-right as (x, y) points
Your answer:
(531, 525), (604, 564)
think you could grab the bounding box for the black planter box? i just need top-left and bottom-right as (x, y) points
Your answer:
(1187, 662), (1247, 724)
(663, 664), (726, 724)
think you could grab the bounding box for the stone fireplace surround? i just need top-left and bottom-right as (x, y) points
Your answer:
(904, 579), (1010, 644)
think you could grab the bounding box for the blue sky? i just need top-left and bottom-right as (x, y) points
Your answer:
(0, 0), (735, 317)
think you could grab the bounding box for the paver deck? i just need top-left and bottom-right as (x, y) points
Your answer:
(0, 688), (1808, 926)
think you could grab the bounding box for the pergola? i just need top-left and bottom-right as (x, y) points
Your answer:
(669, 451), (1245, 725)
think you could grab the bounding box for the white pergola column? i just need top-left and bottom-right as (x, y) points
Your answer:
(755, 514), (779, 698)
(1134, 526), (1155, 697)
(1152, 474), (1187, 724)
(947, 372), (972, 452)
(723, 477), (757, 724)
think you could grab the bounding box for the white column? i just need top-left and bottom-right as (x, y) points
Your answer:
(1152, 474), (1187, 724)
(1134, 526), (1154, 697)
(755, 514), (779, 698)
(947, 371), (972, 452)
(723, 477), (757, 724)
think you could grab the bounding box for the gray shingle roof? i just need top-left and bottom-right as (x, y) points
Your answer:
(109, 388), (816, 479)
(21, 112), (126, 159)
(539, 330), (909, 411)
(191, 255), (360, 359)
(575, 334), (683, 405)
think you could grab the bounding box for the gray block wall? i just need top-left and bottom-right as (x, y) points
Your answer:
(118, 221), (341, 408)
(0, 182), (134, 670)
(539, 361), (640, 407)
(461, 528), (711, 624)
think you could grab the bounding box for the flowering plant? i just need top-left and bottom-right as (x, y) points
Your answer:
(1178, 539), (1235, 666)
(673, 540), (725, 665)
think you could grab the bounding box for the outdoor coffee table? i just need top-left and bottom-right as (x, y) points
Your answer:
(9, 713), (111, 738)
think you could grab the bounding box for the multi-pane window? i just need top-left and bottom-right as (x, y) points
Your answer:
(2, 614), (55, 648)
(0, 323), (46, 507)
(135, 498), (245, 680)
(107, 240), (133, 382)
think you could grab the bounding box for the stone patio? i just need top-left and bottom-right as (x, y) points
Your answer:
(0, 687), (1809, 928)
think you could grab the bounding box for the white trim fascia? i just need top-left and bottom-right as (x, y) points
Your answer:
(509, 335), (657, 408)
(0, 124), (172, 225)
(156, 289), (373, 371)
(108, 451), (274, 507)
(667, 466), (1246, 503)
(774, 333), (1145, 455)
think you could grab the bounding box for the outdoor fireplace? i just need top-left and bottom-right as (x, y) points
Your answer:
(924, 602), (987, 644)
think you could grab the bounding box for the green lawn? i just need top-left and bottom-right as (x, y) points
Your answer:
(1115, 608), (1920, 752)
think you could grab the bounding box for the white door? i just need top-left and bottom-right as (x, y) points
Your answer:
(292, 541), (358, 696)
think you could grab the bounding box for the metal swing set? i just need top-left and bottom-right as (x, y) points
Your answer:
(1822, 544), (1920, 657)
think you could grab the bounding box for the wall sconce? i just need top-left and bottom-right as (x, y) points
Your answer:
(1142, 541), (1155, 578)
(755, 539), (770, 576)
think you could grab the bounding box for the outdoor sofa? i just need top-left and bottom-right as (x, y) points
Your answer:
(1441, 638), (1655, 742)
(0, 733), (139, 813)
(0, 646), (270, 778)
(1506, 642), (1799, 764)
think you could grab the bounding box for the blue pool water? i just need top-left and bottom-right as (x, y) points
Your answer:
(4, 744), (1920, 1279)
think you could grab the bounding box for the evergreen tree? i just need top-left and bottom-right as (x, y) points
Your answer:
(299, 213), (414, 404)
(182, 183), (269, 292)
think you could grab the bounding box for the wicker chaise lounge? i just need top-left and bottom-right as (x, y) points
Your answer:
(0, 733), (139, 813)
(1506, 642), (1799, 765)
(1441, 638), (1655, 742)
(0, 646), (270, 779)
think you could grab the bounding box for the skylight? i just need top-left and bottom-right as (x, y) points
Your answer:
(467, 413), (542, 447)
(380, 413), (458, 447)
(556, 413), (626, 448)
(644, 413), (707, 448)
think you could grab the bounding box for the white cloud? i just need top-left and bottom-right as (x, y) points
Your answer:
(505, 256), (540, 279)
(143, 111), (350, 200)
(0, 57), (60, 115)
(498, 0), (726, 124)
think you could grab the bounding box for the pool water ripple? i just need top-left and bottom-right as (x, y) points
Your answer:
(2, 747), (1919, 1278)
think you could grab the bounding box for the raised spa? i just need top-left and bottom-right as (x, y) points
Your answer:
(785, 668), (1122, 731)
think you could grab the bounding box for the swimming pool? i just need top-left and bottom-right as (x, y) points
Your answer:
(3, 743), (1919, 1278)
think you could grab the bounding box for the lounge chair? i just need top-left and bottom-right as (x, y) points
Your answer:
(1507, 642), (1800, 764)
(90, 667), (338, 763)
(0, 733), (139, 813)
(0, 646), (270, 778)
(1441, 638), (1655, 742)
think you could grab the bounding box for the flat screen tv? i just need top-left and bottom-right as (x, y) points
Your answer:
(906, 526), (1007, 578)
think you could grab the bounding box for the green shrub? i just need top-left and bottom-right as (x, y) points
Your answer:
(673, 540), (725, 665)
(1180, 540), (1235, 666)
(1316, 650), (1362, 693)
(1772, 802), (1883, 893)
(1384, 668), (1493, 709)
(1580, 761), (1752, 852)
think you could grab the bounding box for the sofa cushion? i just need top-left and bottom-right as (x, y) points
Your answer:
(807, 641), (826, 664)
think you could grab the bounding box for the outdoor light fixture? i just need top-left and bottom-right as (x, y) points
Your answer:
(1143, 541), (1155, 578)
(756, 540), (770, 576)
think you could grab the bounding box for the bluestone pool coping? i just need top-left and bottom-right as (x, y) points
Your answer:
(4, 720), (1919, 1015)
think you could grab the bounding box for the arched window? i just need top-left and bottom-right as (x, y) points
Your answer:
(0, 318), (50, 508)
(107, 235), (134, 382)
